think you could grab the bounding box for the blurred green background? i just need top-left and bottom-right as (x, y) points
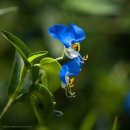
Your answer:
(0, 0), (130, 130)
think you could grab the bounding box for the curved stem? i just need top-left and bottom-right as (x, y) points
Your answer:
(55, 48), (65, 61)
(0, 64), (27, 120)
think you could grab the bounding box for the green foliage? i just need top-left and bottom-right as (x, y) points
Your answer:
(0, 30), (57, 124)
(30, 83), (55, 124)
(8, 51), (32, 96)
(40, 57), (61, 93)
(8, 51), (24, 95)
(0, 30), (48, 96)
(28, 51), (48, 63)
(0, 30), (31, 66)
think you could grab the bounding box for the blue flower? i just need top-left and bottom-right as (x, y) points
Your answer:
(48, 23), (88, 97)
(48, 22), (86, 59)
(59, 57), (83, 97)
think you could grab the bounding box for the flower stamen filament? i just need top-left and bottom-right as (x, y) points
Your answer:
(65, 77), (76, 98)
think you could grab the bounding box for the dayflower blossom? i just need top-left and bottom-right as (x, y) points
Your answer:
(48, 22), (86, 61)
(59, 57), (83, 97)
(48, 22), (88, 97)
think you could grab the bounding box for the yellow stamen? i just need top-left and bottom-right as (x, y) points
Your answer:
(71, 43), (80, 52)
(69, 77), (75, 87)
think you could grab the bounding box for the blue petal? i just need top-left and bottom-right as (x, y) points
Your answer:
(70, 22), (86, 43)
(48, 24), (75, 48)
(59, 58), (83, 84)
(65, 57), (82, 76)
(59, 65), (69, 84)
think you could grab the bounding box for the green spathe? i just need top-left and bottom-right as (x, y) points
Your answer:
(40, 57), (61, 93)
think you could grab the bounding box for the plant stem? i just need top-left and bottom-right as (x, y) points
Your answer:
(0, 98), (13, 119)
(0, 64), (27, 120)
(55, 48), (65, 61)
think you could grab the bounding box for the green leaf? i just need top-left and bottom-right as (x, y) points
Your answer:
(0, 29), (31, 64)
(28, 51), (48, 63)
(8, 51), (24, 95)
(29, 83), (55, 124)
(19, 71), (32, 94)
(112, 116), (118, 130)
(8, 51), (32, 96)
(40, 57), (61, 93)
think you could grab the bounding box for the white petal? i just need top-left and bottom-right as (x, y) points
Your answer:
(65, 47), (80, 59)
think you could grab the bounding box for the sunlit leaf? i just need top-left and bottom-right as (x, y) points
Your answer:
(28, 51), (48, 63)
(40, 57), (61, 93)
(0, 29), (31, 64)
(29, 83), (55, 124)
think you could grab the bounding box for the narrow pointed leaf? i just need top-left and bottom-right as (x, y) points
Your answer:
(30, 83), (55, 124)
(40, 57), (61, 93)
(28, 51), (48, 63)
(8, 51), (32, 96)
(8, 51), (23, 95)
(0, 29), (31, 64)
